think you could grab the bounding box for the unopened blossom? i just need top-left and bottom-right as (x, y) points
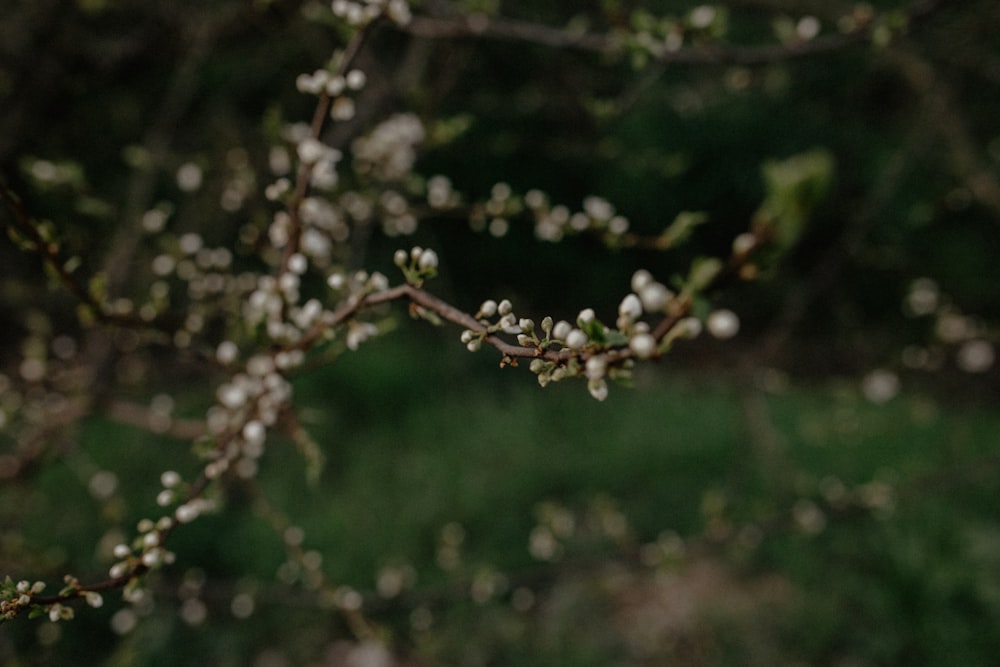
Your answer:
(588, 378), (609, 401)
(552, 320), (573, 340)
(418, 248), (438, 270)
(618, 294), (642, 321)
(707, 309), (740, 339)
(565, 328), (588, 350)
(639, 282), (671, 312)
(585, 356), (606, 380)
(629, 332), (657, 359)
(631, 269), (653, 292)
(479, 300), (498, 318)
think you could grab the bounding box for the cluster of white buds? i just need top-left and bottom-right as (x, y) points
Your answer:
(461, 269), (741, 400)
(394, 245), (439, 285)
(298, 194), (350, 264)
(331, 0), (411, 27)
(622, 5), (731, 67)
(327, 268), (390, 350)
(471, 182), (518, 238)
(426, 175), (459, 210)
(471, 186), (629, 243)
(279, 124), (343, 193)
(206, 353), (293, 481)
(295, 63), (368, 125)
(352, 113), (426, 183)
(899, 277), (995, 375)
(460, 298), (531, 352)
(0, 580), (47, 621)
(542, 192), (628, 241)
(141, 229), (257, 351)
(378, 189), (418, 236)
(327, 268), (390, 296)
(108, 516), (178, 581)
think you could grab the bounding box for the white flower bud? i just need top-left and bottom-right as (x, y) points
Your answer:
(295, 73), (320, 94)
(113, 544), (131, 559)
(216, 341), (238, 365)
(418, 248), (438, 270)
(287, 253), (308, 275)
(565, 329), (588, 350)
(175, 503), (199, 524)
(499, 313), (519, 333)
(629, 333), (657, 359)
(345, 69), (366, 90)
(732, 232), (756, 255)
(518, 318), (534, 333)
(331, 96), (355, 121)
(587, 378), (609, 401)
(479, 300), (498, 318)
(639, 282), (671, 312)
(498, 299), (513, 316)
(552, 320), (573, 340)
(618, 294), (643, 321)
(707, 309), (740, 339)
(160, 470), (181, 488)
(585, 356), (606, 380)
(577, 308), (595, 325)
(631, 270), (653, 292)
(296, 138), (325, 165)
(327, 272), (346, 290)
(325, 75), (345, 96)
(393, 249), (408, 266)
(243, 420), (266, 447)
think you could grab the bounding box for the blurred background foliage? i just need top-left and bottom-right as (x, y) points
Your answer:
(1, 0), (999, 664)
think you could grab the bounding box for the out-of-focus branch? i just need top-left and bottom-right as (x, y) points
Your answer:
(0, 186), (137, 327)
(887, 45), (1000, 220)
(397, 0), (945, 67)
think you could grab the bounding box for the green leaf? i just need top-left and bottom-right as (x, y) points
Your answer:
(657, 211), (708, 249)
(684, 257), (724, 295)
(580, 318), (607, 343)
(754, 148), (835, 253)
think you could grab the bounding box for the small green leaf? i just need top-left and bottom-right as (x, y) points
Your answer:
(754, 148), (835, 253)
(580, 318), (606, 343)
(684, 257), (724, 295)
(657, 211), (708, 249)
